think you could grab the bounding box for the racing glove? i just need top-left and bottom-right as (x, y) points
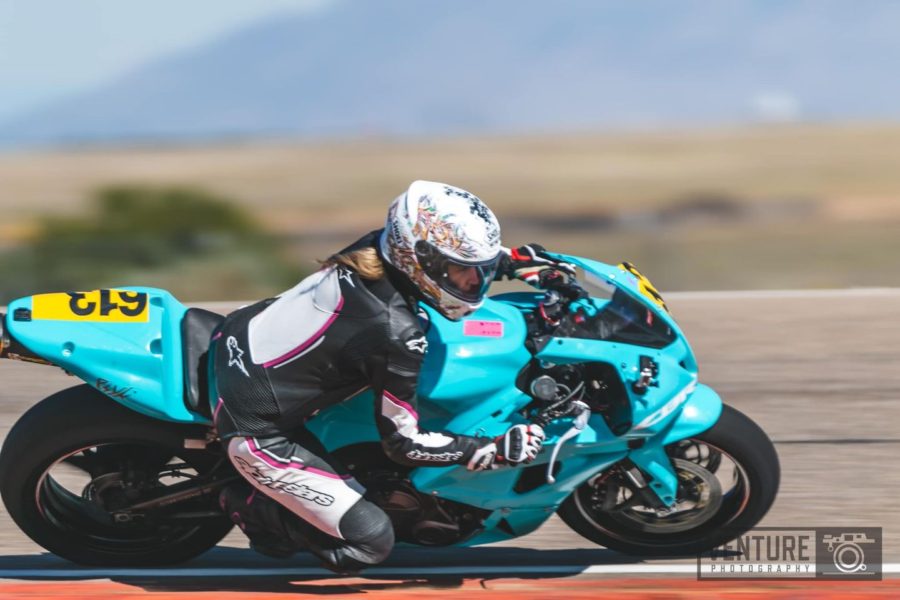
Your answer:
(497, 424), (545, 464)
(501, 244), (577, 288)
(501, 243), (588, 303)
(466, 424), (546, 471)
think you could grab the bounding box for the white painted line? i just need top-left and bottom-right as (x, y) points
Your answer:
(666, 288), (900, 300)
(0, 563), (898, 579)
(0, 565), (691, 579)
(583, 564), (698, 574)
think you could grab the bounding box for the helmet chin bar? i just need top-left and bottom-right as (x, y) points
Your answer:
(432, 296), (478, 321)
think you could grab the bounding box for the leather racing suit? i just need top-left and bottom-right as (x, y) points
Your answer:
(211, 230), (494, 571)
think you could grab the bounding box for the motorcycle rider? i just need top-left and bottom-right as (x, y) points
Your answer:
(213, 180), (574, 572)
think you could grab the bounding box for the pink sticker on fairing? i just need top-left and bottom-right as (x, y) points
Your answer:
(463, 320), (504, 337)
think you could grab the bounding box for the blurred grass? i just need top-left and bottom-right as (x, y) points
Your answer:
(3, 123), (900, 227)
(0, 186), (300, 303)
(1, 122), (899, 298)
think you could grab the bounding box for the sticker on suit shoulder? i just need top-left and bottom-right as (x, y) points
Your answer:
(463, 320), (504, 337)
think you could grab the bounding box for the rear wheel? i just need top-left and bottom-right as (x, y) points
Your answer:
(558, 403), (779, 556)
(0, 385), (234, 566)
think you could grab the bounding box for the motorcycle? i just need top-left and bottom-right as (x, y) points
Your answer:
(0, 255), (779, 565)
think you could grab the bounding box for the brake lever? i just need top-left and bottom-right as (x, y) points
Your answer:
(546, 400), (590, 484)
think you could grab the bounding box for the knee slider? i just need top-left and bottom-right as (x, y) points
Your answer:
(338, 499), (394, 564)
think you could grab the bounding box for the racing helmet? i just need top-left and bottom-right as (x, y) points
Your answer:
(380, 180), (502, 320)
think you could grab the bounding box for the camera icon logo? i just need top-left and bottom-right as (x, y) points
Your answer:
(821, 532), (875, 574)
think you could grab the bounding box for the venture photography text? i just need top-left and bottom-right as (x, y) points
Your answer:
(698, 528), (882, 581)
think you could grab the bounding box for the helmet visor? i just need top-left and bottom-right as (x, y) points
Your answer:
(415, 241), (500, 304)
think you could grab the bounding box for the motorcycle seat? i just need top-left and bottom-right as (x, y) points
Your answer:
(181, 308), (225, 419)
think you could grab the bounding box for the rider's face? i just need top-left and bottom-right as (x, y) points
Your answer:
(446, 264), (480, 295)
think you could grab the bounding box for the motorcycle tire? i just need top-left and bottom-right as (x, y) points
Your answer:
(558, 403), (780, 556)
(0, 384), (234, 566)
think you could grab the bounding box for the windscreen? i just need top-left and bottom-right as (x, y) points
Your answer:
(556, 269), (676, 349)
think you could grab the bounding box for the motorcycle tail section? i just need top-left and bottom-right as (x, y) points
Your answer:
(2, 288), (207, 423)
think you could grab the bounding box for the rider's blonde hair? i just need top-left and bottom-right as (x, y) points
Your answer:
(319, 247), (385, 280)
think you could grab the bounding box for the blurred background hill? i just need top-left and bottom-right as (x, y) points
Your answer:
(0, 0), (898, 300)
(2, 1), (900, 143)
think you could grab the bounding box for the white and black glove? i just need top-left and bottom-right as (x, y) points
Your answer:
(501, 244), (577, 287)
(467, 424), (545, 471)
(497, 424), (545, 464)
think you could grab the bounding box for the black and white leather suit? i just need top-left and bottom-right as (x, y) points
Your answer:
(211, 230), (494, 571)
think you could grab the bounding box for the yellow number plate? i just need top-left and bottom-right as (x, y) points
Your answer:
(618, 262), (669, 313)
(32, 289), (150, 322)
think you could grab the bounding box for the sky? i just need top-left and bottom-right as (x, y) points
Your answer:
(0, 0), (333, 120)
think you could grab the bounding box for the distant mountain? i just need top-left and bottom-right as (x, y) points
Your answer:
(3, 0), (900, 146)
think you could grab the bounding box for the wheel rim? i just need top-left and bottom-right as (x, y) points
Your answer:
(572, 439), (752, 546)
(35, 442), (222, 556)
(602, 458), (724, 534)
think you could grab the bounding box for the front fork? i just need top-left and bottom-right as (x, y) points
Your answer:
(540, 407), (678, 508)
(623, 383), (725, 508)
(627, 442), (680, 507)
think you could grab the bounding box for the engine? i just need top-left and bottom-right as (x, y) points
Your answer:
(369, 475), (489, 545)
(335, 445), (490, 546)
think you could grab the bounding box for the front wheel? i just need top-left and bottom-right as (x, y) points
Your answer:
(0, 385), (234, 566)
(558, 403), (780, 556)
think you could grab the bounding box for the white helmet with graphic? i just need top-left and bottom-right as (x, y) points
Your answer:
(380, 180), (502, 320)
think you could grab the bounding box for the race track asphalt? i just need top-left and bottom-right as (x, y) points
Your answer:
(0, 290), (896, 596)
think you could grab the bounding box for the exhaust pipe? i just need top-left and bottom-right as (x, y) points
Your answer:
(0, 312), (7, 358)
(0, 312), (53, 365)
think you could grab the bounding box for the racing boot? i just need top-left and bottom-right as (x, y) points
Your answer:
(218, 484), (301, 559)
(219, 485), (390, 573)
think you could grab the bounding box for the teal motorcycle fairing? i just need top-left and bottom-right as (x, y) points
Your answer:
(3, 256), (723, 546)
(5, 287), (202, 423)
